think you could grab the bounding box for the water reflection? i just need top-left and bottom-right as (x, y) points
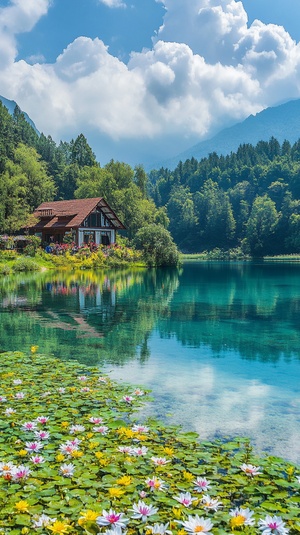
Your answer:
(0, 262), (300, 462)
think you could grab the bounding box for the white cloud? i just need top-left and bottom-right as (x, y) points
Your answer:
(98, 0), (126, 8)
(1, 0), (300, 163)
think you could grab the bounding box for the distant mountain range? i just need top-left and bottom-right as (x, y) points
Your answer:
(149, 99), (300, 171)
(0, 95), (39, 133)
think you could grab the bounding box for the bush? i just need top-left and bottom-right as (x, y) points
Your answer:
(13, 257), (40, 272)
(133, 224), (180, 266)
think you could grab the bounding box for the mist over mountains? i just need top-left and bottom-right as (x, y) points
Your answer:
(149, 99), (300, 171)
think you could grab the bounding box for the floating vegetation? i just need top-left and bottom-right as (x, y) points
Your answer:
(0, 351), (299, 534)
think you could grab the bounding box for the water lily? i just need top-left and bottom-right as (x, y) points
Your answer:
(193, 476), (211, 492)
(258, 515), (289, 535)
(12, 465), (31, 480)
(130, 500), (158, 521)
(21, 421), (37, 431)
(47, 519), (71, 533)
(25, 440), (44, 452)
(15, 500), (30, 512)
(151, 456), (170, 465)
(32, 513), (56, 528)
(4, 407), (16, 415)
(177, 515), (213, 535)
(201, 494), (222, 511)
(132, 424), (149, 433)
(229, 507), (255, 527)
(89, 416), (103, 424)
(146, 476), (167, 491)
(30, 455), (45, 464)
(93, 425), (109, 434)
(34, 430), (50, 440)
(173, 491), (197, 507)
(130, 446), (148, 456)
(36, 415), (49, 424)
(69, 424), (85, 434)
(96, 509), (129, 528)
(60, 463), (75, 477)
(240, 463), (262, 476)
(146, 523), (173, 534)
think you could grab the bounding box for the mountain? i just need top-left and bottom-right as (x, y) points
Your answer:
(0, 95), (39, 133)
(149, 99), (300, 171)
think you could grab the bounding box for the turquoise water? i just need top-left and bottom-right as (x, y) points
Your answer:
(0, 262), (299, 463)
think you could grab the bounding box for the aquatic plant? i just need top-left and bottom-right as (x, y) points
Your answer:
(0, 351), (299, 534)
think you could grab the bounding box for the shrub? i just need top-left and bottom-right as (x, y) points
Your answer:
(133, 224), (180, 266)
(13, 257), (40, 272)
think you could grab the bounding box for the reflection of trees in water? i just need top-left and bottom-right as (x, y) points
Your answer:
(157, 262), (300, 362)
(0, 268), (180, 366)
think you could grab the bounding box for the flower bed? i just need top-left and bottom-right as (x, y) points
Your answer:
(0, 351), (299, 534)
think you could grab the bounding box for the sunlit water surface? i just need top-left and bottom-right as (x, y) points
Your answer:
(0, 262), (299, 463)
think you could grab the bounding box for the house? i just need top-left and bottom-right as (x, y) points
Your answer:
(28, 198), (125, 246)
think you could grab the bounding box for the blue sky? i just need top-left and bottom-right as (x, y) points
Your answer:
(1, 0), (300, 167)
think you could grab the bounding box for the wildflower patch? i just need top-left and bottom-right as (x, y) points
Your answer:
(0, 351), (299, 534)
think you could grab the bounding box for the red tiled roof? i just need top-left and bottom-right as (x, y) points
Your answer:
(31, 198), (125, 230)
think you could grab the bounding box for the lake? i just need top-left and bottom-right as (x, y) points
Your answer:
(0, 261), (299, 464)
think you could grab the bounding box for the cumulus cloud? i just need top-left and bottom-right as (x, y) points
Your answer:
(1, 0), (300, 163)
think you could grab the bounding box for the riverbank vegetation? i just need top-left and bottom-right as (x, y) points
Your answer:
(0, 350), (299, 534)
(3, 100), (300, 261)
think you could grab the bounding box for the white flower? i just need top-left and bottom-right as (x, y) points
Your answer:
(25, 441), (44, 452)
(201, 494), (222, 511)
(177, 515), (213, 535)
(96, 509), (129, 529)
(258, 515), (289, 535)
(89, 416), (103, 424)
(122, 395), (134, 403)
(146, 523), (172, 534)
(93, 425), (109, 434)
(14, 392), (25, 399)
(60, 463), (75, 477)
(4, 407), (16, 415)
(146, 477), (167, 492)
(32, 513), (56, 528)
(13, 379), (22, 385)
(240, 463), (262, 476)
(69, 424), (85, 434)
(21, 421), (37, 431)
(34, 430), (50, 440)
(131, 501), (158, 521)
(132, 424), (149, 433)
(0, 461), (15, 475)
(151, 456), (170, 465)
(36, 416), (49, 424)
(0, 396), (7, 402)
(130, 446), (148, 456)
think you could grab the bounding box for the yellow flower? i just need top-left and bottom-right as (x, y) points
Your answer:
(230, 515), (246, 528)
(116, 427), (135, 438)
(21, 529), (29, 534)
(116, 475), (132, 486)
(86, 432), (94, 439)
(15, 500), (30, 513)
(69, 387), (76, 392)
(89, 441), (99, 450)
(177, 530), (186, 535)
(163, 447), (174, 456)
(18, 449), (28, 456)
(95, 451), (104, 459)
(136, 434), (147, 441)
(108, 488), (125, 498)
(183, 470), (194, 481)
(172, 507), (182, 519)
(30, 345), (38, 353)
(287, 466), (295, 477)
(71, 450), (83, 458)
(47, 520), (71, 534)
(78, 510), (99, 526)
(61, 422), (69, 428)
(56, 453), (65, 462)
(99, 459), (109, 466)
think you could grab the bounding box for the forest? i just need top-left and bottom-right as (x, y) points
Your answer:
(2, 98), (300, 256)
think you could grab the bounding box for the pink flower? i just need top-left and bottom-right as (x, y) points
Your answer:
(130, 446), (148, 457)
(12, 465), (31, 480)
(122, 395), (134, 403)
(151, 457), (170, 466)
(258, 515), (289, 535)
(78, 375), (88, 381)
(25, 441), (44, 452)
(146, 477), (167, 492)
(96, 509), (129, 528)
(173, 492), (197, 507)
(89, 416), (103, 424)
(118, 446), (132, 454)
(132, 424), (149, 433)
(0, 396), (7, 402)
(60, 463), (75, 477)
(193, 477), (211, 492)
(92, 425), (109, 434)
(36, 416), (49, 425)
(21, 421), (37, 431)
(241, 463), (262, 476)
(30, 455), (45, 464)
(34, 430), (50, 440)
(131, 501), (158, 521)
(14, 392), (25, 399)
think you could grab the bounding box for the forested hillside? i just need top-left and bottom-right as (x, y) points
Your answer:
(0, 101), (167, 239)
(149, 138), (300, 255)
(2, 98), (300, 257)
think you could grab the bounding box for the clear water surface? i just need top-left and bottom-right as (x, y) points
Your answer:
(0, 262), (299, 463)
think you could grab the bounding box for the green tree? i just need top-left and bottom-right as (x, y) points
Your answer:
(245, 195), (279, 256)
(133, 224), (179, 266)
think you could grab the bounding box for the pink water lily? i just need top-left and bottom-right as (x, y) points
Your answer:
(89, 416), (103, 424)
(21, 421), (37, 431)
(258, 515), (289, 535)
(193, 476), (211, 492)
(36, 416), (49, 424)
(173, 491), (197, 507)
(131, 500), (158, 521)
(25, 441), (44, 452)
(35, 430), (50, 440)
(96, 509), (129, 528)
(12, 465), (31, 480)
(240, 463), (262, 476)
(30, 455), (45, 464)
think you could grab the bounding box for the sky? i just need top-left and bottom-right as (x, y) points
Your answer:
(1, 0), (300, 168)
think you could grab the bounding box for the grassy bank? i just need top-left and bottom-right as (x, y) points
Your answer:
(0, 351), (299, 534)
